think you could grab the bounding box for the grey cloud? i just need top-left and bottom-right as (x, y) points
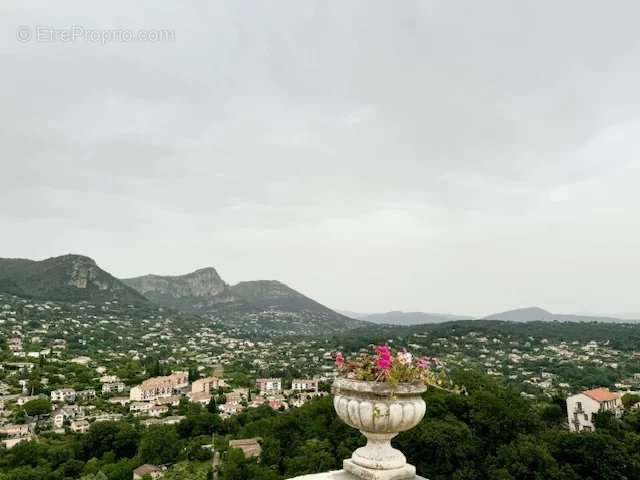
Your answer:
(1, 0), (640, 315)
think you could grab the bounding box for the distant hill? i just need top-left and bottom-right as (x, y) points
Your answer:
(0, 254), (147, 304)
(123, 269), (364, 335)
(345, 310), (474, 325)
(484, 307), (554, 322)
(229, 280), (334, 314)
(337, 309), (365, 319)
(484, 306), (636, 323)
(344, 306), (638, 325)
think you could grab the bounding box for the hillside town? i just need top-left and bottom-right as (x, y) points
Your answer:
(403, 326), (640, 397)
(1, 290), (640, 480)
(0, 293), (334, 450)
(0, 360), (326, 450)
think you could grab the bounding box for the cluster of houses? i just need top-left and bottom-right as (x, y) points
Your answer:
(122, 374), (322, 420)
(0, 393), (126, 448)
(409, 330), (640, 400)
(123, 372), (216, 419)
(0, 365), (325, 450)
(0, 295), (340, 458)
(0, 422), (34, 449)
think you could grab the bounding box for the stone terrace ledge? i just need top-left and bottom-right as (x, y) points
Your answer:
(293, 472), (428, 480)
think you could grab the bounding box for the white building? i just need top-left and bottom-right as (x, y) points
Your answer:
(256, 378), (282, 394)
(292, 379), (319, 392)
(70, 419), (90, 433)
(219, 401), (242, 416)
(51, 388), (76, 403)
(148, 405), (169, 418)
(77, 389), (96, 401)
(566, 387), (623, 432)
(52, 409), (66, 429)
(130, 402), (153, 415)
(102, 381), (126, 394)
(0, 423), (30, 437)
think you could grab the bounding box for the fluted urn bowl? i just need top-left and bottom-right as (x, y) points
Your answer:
(332, 377), (427, 480)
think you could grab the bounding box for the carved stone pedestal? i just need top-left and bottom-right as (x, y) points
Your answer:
(292, 471), (428, 480)
(344, 459), (416, 480)
(332, 378), (427, 480)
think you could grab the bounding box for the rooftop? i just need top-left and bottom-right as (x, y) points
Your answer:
(133, 464), (162, 475)
(583, 387), (620, 402)
(228, 438), (262, 458)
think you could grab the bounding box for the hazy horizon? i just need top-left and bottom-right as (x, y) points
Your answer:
(2, 1), (640, 316)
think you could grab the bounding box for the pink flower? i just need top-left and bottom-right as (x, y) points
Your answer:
(375, 345), (393, 371)
(377, 357), (393, 370)
(376, 345), (392, 359)
(335, 352), (345, 368)
(417, 357), (430, 369)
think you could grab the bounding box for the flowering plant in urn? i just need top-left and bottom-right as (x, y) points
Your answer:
(335, 345), (459, 391)
(332, 346), (460, 480)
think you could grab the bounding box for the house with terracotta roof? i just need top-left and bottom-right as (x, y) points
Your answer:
(566, 387), (623, 432)
(132, 464), (163, 479)
(229, 438), (262, 459)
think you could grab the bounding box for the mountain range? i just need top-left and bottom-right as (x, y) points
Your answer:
(0, 254), (363, 335)
(342, 310), (474, 325)
(1, 255), (637, 334)
(121, 269), (359, 333)
(344, 306), (639, 325)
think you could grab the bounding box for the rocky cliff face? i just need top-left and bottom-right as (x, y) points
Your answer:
(124, 269), (366, 335)
(121, 267), (240, 314)
(123, 267), (226, 299)
(66, 255), (108, 290)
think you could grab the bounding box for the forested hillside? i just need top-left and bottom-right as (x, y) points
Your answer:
(0, 255), (147, 304)
(334, 319), (640, 351)
(2, 371), (640, 480)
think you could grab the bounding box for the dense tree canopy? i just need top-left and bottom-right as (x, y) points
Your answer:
(21, 398), (52, 417)
(2, 371), (640, 479)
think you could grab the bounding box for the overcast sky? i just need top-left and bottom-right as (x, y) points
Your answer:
(2, 1), (640, 316)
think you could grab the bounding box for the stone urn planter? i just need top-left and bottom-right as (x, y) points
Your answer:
(332, 377), (427, 480)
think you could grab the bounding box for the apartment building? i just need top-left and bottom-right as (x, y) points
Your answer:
(191, 376), (223, 394)
(256, 378), (282, 394)
(129, 371), (188, 401)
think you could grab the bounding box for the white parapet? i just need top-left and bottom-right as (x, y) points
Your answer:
(292, 471), (428, 480)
